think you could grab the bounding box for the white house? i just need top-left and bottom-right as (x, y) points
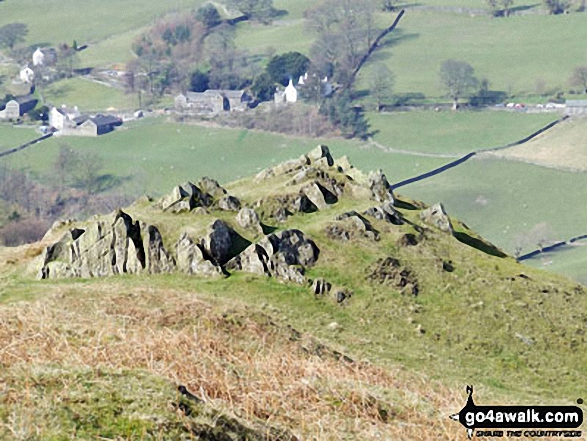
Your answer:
(285, 79), (297, 103)
(33, 48), (45, 66)
(20, 66), (34, 83)
(49, 105), (81, 130)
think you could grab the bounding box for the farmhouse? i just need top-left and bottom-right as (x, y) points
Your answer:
(565, 100), (587, 116)
(32, 47), (57, 66)
(49, 105), (81, 130)
(59, 114), (122, 137)
(0, 95), (38, 120)
(175, 90), (251, 114)
(19, 66), (35, 83)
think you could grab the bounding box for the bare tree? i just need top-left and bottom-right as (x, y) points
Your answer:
(570, 65), (587, 93)
(0, 23), (28, 51)
(369, 63), (394, 111)
(439, 59), (478, 110)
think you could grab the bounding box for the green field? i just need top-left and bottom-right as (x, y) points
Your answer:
(0, 125), (40, 151)
(490, 117), (587, 171)
(368, 110), (556, 155)
(234, 5), (587, 100)
(5, 118), (447, 195)
(399, 156), (587, 260)
(523, 242), (587, 284)
(0, 0), (202, 47)
(41, 77), (137, 112)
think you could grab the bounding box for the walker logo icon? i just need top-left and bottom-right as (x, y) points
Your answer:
(449, 386), (583, 439)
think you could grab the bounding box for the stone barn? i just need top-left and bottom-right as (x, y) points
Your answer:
(0, 95), (38, 120)
(175, 90), (251, 114)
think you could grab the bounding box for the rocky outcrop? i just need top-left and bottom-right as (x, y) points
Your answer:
(311, 278), (332, 295)
(367, 257), (419, 296)
(39, 211), (175, 279)
(158, 178), (239, 213)
(368, 169), (395, 204)
(301, 181), (338, 210)
(255, 145), (336, 182)
(176, 233), (223, 277)
(200, 220), (238, 266)
(227, 230), (319, 283)
(363, 202), (403, 225)
(326, 212), (379, 241)
(420, 203), (453, 234)
(236, 207), (263, 233)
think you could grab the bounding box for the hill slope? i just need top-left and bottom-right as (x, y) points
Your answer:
(1, 146), (586, 439)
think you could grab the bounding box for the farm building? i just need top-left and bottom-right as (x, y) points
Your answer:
(565, 100), (587, 116)
(49, 105), (81, 130)
(274, 80), (298, 104)
(32, 47), (57, 66)
(60, 114), (122, 137)
(175, 90), (251, 114)
(19, 66), (35, 83)
(0, 95), (38, 120)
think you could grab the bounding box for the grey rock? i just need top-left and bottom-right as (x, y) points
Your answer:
(227, 229), (319, 284)
(219, 195), (241, 211)
(368, 169), (395, 203)
(236, 207), (263, 233)
(39, 210), (175, 279)
(363, 203), (403, 225)
(176, 233), (223, 277)
(420, 203), (454, 234)
(200, 220), (235, 265)
(311, 278), (332, 295)
(307, 145), (334, 167)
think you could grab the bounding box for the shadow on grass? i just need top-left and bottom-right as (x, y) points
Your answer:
(454, 231), (508, 258)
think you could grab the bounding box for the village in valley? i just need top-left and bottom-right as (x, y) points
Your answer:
(3, 0), (587, 439)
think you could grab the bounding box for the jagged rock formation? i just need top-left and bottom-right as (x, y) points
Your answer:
(39, 211), (175, 279)
(363, 202), (403, 225)
(326, 212), (379, 241)
(236, 207), (263, 233)
(176, 233), (223, 277)
(159, 178), (240, 213)
(227, 230), (319, 284)
(420, 203), (454, 234)
(368, 169), (395, 204)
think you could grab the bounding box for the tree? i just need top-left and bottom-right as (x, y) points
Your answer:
(320, 91), (370, 139)
(196, 4), (222, 29)
(266, 52), (310, 86)
(487, 0), (515, 16)
(190, 70), (210, 92)
(439, 59), (478, 110)
(229, 0), (275, 23)
(369, 63), (394, 111)
(57, 43), (80, 78)
(306, 0), (381, 84)
(543, 0), (573, 14)
(251, 72), (275, 101)
(381, 0), (399, 11)
(0, 23), (28, 51)
(570, 65), (587, 93)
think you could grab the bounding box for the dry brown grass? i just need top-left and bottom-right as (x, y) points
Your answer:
(0, 282), (468, 440)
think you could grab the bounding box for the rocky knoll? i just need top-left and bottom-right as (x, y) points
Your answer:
(35, 145), (480, 301)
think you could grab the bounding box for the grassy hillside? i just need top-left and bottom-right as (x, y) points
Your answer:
(488, 117), (587, 171)
(369, 110), (556, 155)
(399, 155), (587, 257)
(2, 118), (446, 194)
(0, 125), (39, 151)
(1, 147), (586, 438)
(0, 0), (202, 47)
(41, 77), (137, 112)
